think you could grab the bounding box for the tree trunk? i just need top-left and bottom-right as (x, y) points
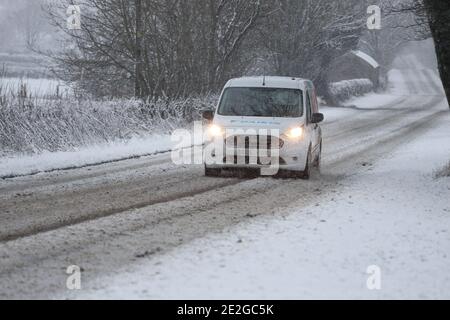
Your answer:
(207, 0), (218, 92)
(135, 0), (144, 98)
(424, 0), (450, 107)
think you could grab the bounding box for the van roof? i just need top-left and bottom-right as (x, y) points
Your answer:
(225, 76), (310, 90)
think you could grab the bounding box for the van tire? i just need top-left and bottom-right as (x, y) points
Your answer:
(314, 140), (322, 172)
(301, 147), (312, 180)
(205, 166), (221, 177)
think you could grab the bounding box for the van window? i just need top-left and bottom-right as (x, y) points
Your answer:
(218, 87), (304, 118)
(306, 91), (312, 122)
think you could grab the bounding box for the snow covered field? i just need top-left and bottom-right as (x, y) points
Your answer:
(0, 77), (71, 98)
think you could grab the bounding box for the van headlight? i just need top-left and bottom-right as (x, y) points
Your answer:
(286, 127), (304, 139)
(208, 124), (224, 137)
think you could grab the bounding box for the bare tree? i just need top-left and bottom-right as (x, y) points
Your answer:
(43, 0), (387, 101)
(423, 0), (450, 105)
(44, 0), (263, 99)
(134, 0), (144, 98)
(255, 0), (367, 98)
(362, 1), (426, 67)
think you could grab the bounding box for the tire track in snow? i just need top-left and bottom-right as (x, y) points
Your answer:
(0, 177), (245, 243)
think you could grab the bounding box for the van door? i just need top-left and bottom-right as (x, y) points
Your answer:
(306, 90), (320, 154)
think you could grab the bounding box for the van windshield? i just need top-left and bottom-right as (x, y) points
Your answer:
(218, 87), (303, 118)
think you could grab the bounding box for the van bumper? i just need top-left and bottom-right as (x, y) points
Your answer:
(204, 148), (309, 173)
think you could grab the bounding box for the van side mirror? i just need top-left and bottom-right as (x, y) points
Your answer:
(202, 110), (214, 121)
(311, 113), (324, 124)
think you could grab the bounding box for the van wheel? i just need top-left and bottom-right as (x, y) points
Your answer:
(205, 166), (221, 177)
(301, 147), (312, 180)
(314, 140), (322, 172)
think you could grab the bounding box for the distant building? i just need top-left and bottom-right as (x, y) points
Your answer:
(328, 50), (380, 88)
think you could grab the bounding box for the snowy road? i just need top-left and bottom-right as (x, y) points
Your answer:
(0, 67), (448, 299)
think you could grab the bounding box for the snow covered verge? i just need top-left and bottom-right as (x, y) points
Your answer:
(0, 95), (217, 177)
(329, 78), (374, 102)
(336, 69), (418, 110)
(73, 107), (450, 300)
(0, 135), (177, 178)
(339, 55), (445, 110)
(0, 95), (216, 155)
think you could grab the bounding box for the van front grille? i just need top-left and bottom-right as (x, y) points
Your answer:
(225, 135), (284, 150)
(222, 156), (287, 166)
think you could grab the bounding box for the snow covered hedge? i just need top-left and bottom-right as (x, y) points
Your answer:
(0, 95), (218, 155)
(329, 78), (374, 102)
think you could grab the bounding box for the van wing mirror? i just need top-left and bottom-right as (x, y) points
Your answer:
(202, 110), (214, 121)
(311, 113), (324, 124)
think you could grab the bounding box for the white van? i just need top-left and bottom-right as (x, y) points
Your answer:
(202, 76), (324, 179)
